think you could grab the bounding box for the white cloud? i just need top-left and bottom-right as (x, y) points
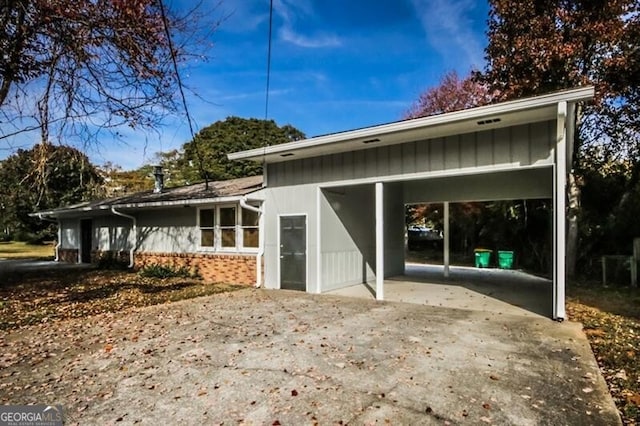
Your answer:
(411, 0), (486, 69)
(279, 27), (341, 48)
(273, 0), (342, 48)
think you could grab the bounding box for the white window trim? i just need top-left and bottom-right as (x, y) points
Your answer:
(218, 205), (238, 252)
(197, 206), (216, 251)
(240, 203), (260, 251)
(197, 203), (260, 253)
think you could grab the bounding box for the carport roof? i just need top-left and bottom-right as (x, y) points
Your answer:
(228, 86), (594, 164)
(32, 175), (263, 217)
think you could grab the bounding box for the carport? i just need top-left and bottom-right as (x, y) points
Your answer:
(229, 87), (594, 320)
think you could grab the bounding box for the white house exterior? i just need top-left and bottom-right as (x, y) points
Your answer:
(229, 87), (595, 320)
(34, 176), (265, 285)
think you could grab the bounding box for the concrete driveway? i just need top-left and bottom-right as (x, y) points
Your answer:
(1, 289), (620, 425)
(0, 258), (91, 278)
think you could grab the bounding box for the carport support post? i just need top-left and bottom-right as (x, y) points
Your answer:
(553, 101), (567, 320)
(444, 202), (450, 278)
(375, 182), (384, 300)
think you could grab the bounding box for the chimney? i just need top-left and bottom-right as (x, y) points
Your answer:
(152, 165), (164, 193)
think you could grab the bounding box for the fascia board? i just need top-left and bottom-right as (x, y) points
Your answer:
(228, 86), (594, 162)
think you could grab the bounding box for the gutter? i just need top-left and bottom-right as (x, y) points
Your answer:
(111, 207), (136, 268)
(37, 213), (60, 262)
(240, 197), (263, 288)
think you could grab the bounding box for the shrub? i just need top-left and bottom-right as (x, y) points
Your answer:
(139, 263), (199, 279)
(96, 252), (129, 270)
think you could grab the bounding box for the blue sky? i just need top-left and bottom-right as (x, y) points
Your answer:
(2, 0), (490, 170)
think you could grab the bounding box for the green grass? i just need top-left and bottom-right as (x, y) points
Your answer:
(0, 241), (55, 259)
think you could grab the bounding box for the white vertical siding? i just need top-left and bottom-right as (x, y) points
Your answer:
(267, 121), (555, 187)
(94, 215), (133, 252)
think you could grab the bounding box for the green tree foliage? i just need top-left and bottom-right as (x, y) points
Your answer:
(178, 116), (305, 182)
(408, 201), (552, 274)
(0, 143), (102, 241)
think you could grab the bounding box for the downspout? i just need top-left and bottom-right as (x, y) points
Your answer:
(240, 197), (263, 288)
(37, 213), (60, 262)
(111, 206), (136, 268)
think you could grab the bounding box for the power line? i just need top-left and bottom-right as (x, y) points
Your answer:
(157, 0), (209, 188)
(265, 0), (274, 122)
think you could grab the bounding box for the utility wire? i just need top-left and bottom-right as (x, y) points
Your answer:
(264, 0), (274, 122)
(157, 0), (209, 189)
(261, 0), (274, 176)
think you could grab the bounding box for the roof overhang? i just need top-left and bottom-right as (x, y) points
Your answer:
(31, 194), (265, 219)
(228, 86), (594, 164)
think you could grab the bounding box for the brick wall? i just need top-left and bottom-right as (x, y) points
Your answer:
(58, 248), (78, 263)
(91, 250), (130, 265)
(135, 252), (257, 286)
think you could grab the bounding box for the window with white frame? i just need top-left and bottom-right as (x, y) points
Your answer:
(199, 208), (215, 247)
(198, 203), (259, 251)
(219, 206), (236, 248)
(241, 208), (259, 248)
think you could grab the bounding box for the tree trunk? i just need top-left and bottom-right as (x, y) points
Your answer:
(566, 103), (583, 278)
(566, 172), (580, 278)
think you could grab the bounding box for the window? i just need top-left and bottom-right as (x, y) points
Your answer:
(219, 206), (236, 248)
(199, 209), (215, 247)
(198, 203), (260, 251)
(242, 208), (260, 248)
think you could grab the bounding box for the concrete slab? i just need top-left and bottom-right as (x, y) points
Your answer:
(327, 263), (553, 318)
(1, 288), (620, 425)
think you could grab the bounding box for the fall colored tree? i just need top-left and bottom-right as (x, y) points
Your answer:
(404, 71), (497, 119)
(480, 0), (640, 276)
(99, 162), (154, 197)
(0, 0), (216, 145)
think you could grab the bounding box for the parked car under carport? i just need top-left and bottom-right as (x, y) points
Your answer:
(407, 225), (443, 250)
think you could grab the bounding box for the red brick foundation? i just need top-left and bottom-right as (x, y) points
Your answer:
(91, 250), (130, 265)
(135, 252), (257, 285)
(58, 248), (78, 263)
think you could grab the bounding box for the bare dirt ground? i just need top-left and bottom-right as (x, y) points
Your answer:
(1, 288), (620, 425)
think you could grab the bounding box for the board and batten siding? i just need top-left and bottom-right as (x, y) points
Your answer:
(267, 121), (555, 187)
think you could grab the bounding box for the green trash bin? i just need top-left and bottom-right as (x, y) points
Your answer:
(474, 249), (492, 268)
(498, 251), (514, 269)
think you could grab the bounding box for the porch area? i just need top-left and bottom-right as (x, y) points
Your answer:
(326, 262), (552, 318)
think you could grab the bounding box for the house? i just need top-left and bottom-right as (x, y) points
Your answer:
(36, 87), (594, 320)
(33, 174), (265, 285)
(227, 86), (594, 320)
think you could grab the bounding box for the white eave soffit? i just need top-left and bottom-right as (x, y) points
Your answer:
(228, 86), (594, 164)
